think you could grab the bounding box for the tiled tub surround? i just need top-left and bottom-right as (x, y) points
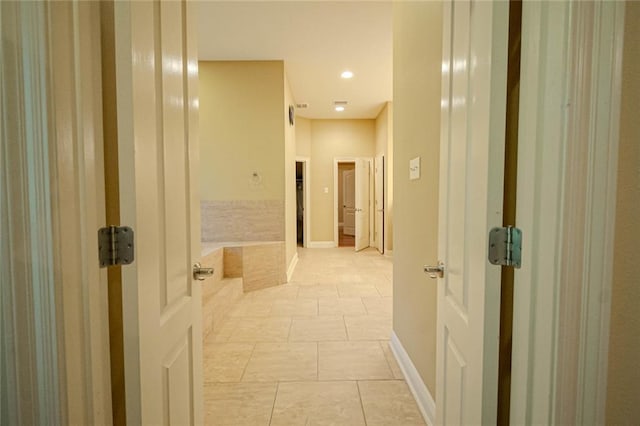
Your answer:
(202, 241), (287, 292)
(200, 246), (243, 338)
(222, 243), (286, 292)
(201, 200), (284, 242)
(200, 241), (286, 339)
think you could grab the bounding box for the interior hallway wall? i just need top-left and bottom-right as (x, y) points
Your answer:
(392, 1), (442, 396)
(199, 61), (284, 202)
(375, 102), (393, 252)
(284, 72), (297, 271)
(307, 119), (376, 243)
(337, 163), (355, 224)
(606, 2), (640, 422)
(295, 117), (311, 158)
(199, 61), (286, 242)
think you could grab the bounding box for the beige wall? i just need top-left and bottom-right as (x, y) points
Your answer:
(284, 73), (297, 268)
(309, 119), (376, 242)
(606, 2), (640, 423)
(337, 163), (355, 223)
(296, 116), (311, 158)
(375, 102), (394, 252)
(199, 61), (284, 201)
(392, 1), (442, 395)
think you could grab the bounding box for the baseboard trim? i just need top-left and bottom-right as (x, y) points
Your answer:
(390, 331), (436, 426)
(384, 249), (393, 258)
(308, 241), (337, 249)
(286, 252), (298, 282)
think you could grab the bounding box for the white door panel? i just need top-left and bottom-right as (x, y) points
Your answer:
(436, 0), (508, 424)
(113, 1), (202, 424)
(355, 159), (370, 251)
(343, 169), (355, 235)
(375, 155), (384, 253)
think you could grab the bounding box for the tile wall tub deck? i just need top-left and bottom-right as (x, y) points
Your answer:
(201, 200), (284, 242)
(200, 241), (287, 339)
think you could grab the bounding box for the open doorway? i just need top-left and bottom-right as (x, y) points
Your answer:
(334, 158), (372, 251)
(337, 161), (356, 247)
(296, 161), (304, 246)
(296, 157), (310, 248)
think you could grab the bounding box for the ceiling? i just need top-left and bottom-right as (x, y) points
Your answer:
(197, 1), (392, 119)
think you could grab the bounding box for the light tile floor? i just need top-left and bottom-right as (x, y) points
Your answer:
(204, 247), (425, 426)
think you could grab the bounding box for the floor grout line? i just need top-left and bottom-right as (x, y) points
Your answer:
(238, 342), (257, 382)
(268, 381), (279, 426)
(356, 380), (369, 426)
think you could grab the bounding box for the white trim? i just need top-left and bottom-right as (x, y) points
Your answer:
(368, 157), (375, 252)
(511, 1), (625, 424)
(333, 157), (357, 247)
(390, 332), (436, 426)
(296, 156), (311, 248)
(384, 250), (393, 258)
(286, 252), (299, 282)
(308, 241), (337, 249)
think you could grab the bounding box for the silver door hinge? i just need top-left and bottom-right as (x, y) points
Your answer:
(488, 226), (522, 268)
(98, 226), (134, 268)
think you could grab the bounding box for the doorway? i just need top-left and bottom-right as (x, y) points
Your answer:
(296, 161), (304, 246)
(296, 157), (310, 248)
(337, 161), (356, 247)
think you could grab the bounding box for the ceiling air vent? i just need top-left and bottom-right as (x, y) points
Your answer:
(296, 103), (309, 109)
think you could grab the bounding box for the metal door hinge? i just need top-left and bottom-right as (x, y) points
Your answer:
(488, 226), (522, 268)
(98, 226), (134, 268)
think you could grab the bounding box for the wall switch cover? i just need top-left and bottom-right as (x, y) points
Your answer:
(323, 187), (329, 193)
(410, 157), (420, 180)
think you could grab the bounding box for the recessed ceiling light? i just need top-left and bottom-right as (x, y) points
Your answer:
(341, 70), (354, 79)
(335, 106), (345, 112)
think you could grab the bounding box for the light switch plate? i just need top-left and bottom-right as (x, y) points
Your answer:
(323, 187), (329, 193)
(410, 157), (420, 180)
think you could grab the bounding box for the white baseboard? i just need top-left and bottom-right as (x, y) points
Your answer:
(308, 241), (337, 249)
(384, 249), (393, 258)
(286, 252), (298, 282)
(390, 331), (436, 426)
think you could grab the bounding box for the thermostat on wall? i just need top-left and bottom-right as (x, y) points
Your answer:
(410, 157), (420, 180)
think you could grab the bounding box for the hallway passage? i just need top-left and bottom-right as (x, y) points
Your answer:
(203, 247), (425, 425)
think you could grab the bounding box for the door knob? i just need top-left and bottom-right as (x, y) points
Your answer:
(424, 261), (445, 279)
(193, 262), (214, 281)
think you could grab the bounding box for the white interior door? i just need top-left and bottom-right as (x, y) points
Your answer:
(112, 1), (203, 424)
(355, 158), (371, 251)
(435, 0), (508, 424)
(343, 169), (356, 236)
(374, 155), (384, 253)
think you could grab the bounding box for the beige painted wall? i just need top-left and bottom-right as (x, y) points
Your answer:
(606, 2), (640, 423)
(284, 73), (297, 269)
(375, 102), (394, 252)
(309, 119), (376, 242)
(392, 1), (442, 395)
(296, 116), (311, 158)
(199, 61), (284, 201)
(337, 163), (355, 223)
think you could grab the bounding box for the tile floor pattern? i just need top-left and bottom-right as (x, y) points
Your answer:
(204, 247), (426, 426)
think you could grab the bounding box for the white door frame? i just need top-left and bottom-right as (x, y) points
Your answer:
(374, 154), (385, 254)
(333, 157), (373, 248)
(333, 157), (356, 247)
(1, 2), (112, 424)
(511, 1), (625, 424)
(296, 156), (311, 248)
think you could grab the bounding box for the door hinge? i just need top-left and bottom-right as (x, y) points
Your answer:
(488, 226), (522, 268)
(98, 226), (135, 268)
